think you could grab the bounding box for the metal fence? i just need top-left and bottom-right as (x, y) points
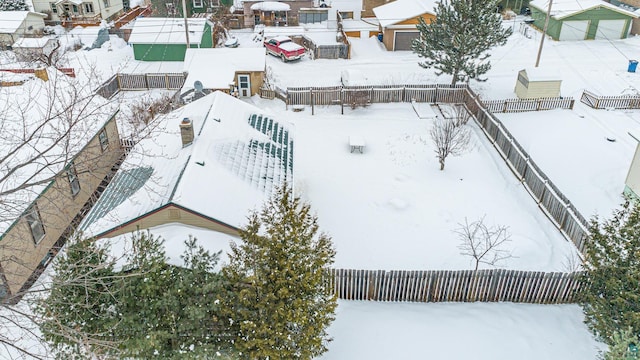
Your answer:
(580, 90), (640, 109)
(96, 73), (186, 99)
(327, 268), (584, 304)
(483, 97), (575, 113)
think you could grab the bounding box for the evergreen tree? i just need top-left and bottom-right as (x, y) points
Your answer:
(581, 200), (640, 343)
(36, 234), (121, 359)
(600, 327), (639, 360)
(412, 0), (512, 85)
(38, 231), (233, 359)
(222, 184), (337, 360)
(0, 0), (29, 11)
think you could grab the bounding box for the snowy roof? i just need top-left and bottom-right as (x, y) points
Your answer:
(12, 37), (54, 48)
(530, 0), (638, 19)
(127, 18), (209, 45)
(56, 0), (84, 5)
(104, 223), (237, 269)
(183, 48), (265, 91)
(373, 0), (437, 28)
(0, 11), (45, 33)
(0, 68), (118, 236)
(322, 0), (363, 11)
(250, 1), (290, 11)
(520, 68), (562, 82)
(80, 91), (294, 237)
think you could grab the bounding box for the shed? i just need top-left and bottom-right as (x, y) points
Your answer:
(514, 68), (562, 99)
(12, 37), (59, 62)
(127, 17), (214, 61)
(372, 0), (436, 51)
(182, 48), (266, 99)
(529, 0), (638, 40)
(0, 11), (47, 48)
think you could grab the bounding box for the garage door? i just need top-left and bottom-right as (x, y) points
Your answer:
(559, 20), (589, 41)
(394, 31), (419, 51)
(596, 19), (627, 40)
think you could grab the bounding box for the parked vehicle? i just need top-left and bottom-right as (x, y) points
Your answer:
(264, 36), (306, 62)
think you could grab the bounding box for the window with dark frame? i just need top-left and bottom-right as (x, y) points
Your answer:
(99, 129), (109, 152)
(25, 205), (45, 244)
(193, 0), (203, 8)
(83, 2), (94, 13)
(67, 162), (80, 196)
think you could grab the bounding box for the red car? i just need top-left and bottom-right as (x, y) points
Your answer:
(264, 36), (306, 62)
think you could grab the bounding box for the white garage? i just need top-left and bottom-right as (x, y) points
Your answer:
(559, 20), (589, 41)
(595, 19), (628, 40)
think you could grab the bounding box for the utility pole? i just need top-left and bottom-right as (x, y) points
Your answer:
(182, 0), (190, 48)
(535, 0), (553, 67)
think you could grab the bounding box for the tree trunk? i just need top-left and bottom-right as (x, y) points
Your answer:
(439, 159), (445, 170)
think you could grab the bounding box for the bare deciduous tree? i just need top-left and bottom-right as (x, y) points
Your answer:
(430, 117), (470, 170)
(455, 216), (513, 270)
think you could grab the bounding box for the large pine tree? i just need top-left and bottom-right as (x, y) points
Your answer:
(412, 0), (512, 85)
(222, 184), (336, 360)
(581, 200), (640, 343)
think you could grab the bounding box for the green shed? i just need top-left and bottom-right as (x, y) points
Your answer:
(529, 0), (638, 40)
(128, 17), (214, 61)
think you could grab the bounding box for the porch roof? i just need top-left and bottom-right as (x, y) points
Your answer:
(250, 1), (291, 11)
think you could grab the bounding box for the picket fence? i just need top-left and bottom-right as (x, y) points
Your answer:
(96, 73), (186, 99)
(483, 97), (575, 113)
(326, 269), (584, 304)
(580, 89), (640, 109)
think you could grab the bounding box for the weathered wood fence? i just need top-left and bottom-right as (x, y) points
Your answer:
(464, 90), (589, 253)
(279, 84), (590, 254)
(327, 269), (584, 303)
(286, 84), (468, 106)
(580, 89), (640, 109)
(483, 96), (575, 113)
(96, 73), (186, 99)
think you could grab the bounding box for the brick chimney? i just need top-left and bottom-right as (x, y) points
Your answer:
(180, 117), (194, 147)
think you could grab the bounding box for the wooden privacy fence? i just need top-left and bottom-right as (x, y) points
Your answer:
(464, 90), (589, 253)
(483, 97), (575, 113)
(327, 269), (584, 304)
(96, 73), (186, 99)
(580, 89), (640, 109)
(286, 84), (468, 106)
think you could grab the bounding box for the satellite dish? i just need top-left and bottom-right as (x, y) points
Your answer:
(194, 80), (204, 93)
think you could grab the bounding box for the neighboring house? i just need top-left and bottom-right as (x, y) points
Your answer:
(32, 0), (124, 24)
(372, 0), (436, 51)
(241, 0), (314, 27)
(12, 37), (59, 62)
(79, 91), (294, 241)
(148, 0), (228, 17)
(0, 11), (47, 48)
(182, 47), (266, 98)
(529, 0), (637, 40)
(625, 132), (640, 200)
(127, 17), (214, 61)
(514, 68), (562, 99)
(0, 69), (122, 302)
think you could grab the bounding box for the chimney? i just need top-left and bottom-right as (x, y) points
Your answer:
(180, 117), (194, 147)
(34, 68), (48, 82)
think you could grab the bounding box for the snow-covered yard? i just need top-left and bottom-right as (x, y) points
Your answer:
(5, 16), (640, 359)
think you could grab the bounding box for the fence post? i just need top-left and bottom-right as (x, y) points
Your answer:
(165, 74), (169, 89)
(311, 88), (314, 115)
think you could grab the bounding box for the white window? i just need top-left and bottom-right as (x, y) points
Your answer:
(99, 129), (109, 152)
(193, 0), (203, 8)
(83, 2), (94, 13)
(25, 205), (45, 244)
(67, 162), (80, 196)
(104, 0), (109, 7)
(50, 2), (58, 13)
